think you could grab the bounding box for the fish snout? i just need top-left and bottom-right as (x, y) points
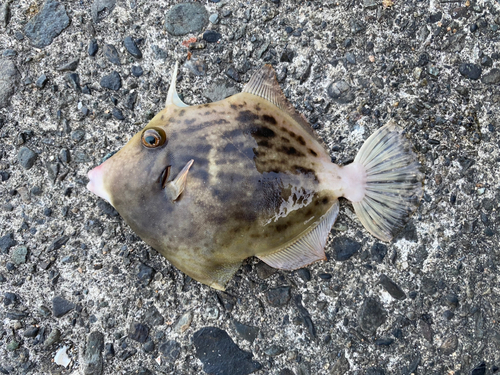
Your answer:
(87, 164), (113, 205)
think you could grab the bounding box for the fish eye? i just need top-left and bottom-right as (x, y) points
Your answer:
(141, 128), (167, 149)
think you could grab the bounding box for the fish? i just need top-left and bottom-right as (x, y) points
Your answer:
(87, 64), (423, 290)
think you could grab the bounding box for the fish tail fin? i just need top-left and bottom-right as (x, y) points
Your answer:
(340, 120), (423, 241)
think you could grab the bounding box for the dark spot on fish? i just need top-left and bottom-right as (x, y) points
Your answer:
(251, 126), (275, 138)
(257, 140), (271, 148)
(222, 129), (241, 139)
(230, 104), (238, 110)
(255, 104), (261, 111)
(281, 146), (305, 157)
(293, 165), (318, 180)
(276, 224), (287, 233)
(179, 109), (186, 117)
(223, 143), (240, 154)
(184, 118), (197, 125)
(309, 148), (318, 157)
(322, 197), (329, 205)
(195, 144), (212, 154)
(297, 136), (306, 146)
(204, 111), (211, 115)
(262, 114), (277, 125)
(214, 119), (229, 125)
(288, 131), (296, 138)
(203, 104), (210, 108)
(281, 136), (290, 143)
(236, 110), (260, 123)
(305, 208), (313, 216)
(161, 115), (164, 120)
(168, 117), (175, 123)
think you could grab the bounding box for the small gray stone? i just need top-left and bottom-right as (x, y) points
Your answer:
(358, 297), (387, 334)
(332, 237), (361, 261)
(103, 44), (121, 65)
(123, 37), (142, 59)
(327, 80), (355, 104)
(440, 334), (458, 355)
(159, 340), (180, 362)
(36, 74), (48, 89)
(137, 263), (155, 286)
(0, 233), (16, 253)
(0, 59), (19, 108)
(71, 129), (85, 142)
(52, 295), (75, 318)
(111, 108), (124, 120)
(82, 331), (104, 375)
(266, 286), (291, 307)
(232, 320), (259, 343)
(185, 58), (207, 76)
(174, 311), (193, 333)
(129, 323), (149, 343)
(91, 0), (116, 23)
(24, 0), (69, 48)
(65, 73), (81, 92)
(165, 3), (209, 36)
(100, 71), (121, 91)
(481, 68), (500, 84)
(0, 0), (11, 28)
(88, 40), (99, 56)
(18, 147), (37, 169)
(56, 59), (79, 71)
(23, 326), (39, 338)
(44, 328), (61, 347)
(459, 63), (482, 80)
(193, 327), (261, 375)
(131, 66), (143, 77)
(255, 262), (277, 279)
(209, 13), (219, 24)
(59, 148), (70, 163)
(144, 305), (164, 326)
(363, 0), (378, 9)
(379, 274), (406, 300)
(11, 246), (28, 265)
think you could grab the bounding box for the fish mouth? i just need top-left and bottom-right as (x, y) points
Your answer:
(159, 166), (171, 189)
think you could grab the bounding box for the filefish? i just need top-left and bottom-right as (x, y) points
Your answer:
(87, 64), (423, 290)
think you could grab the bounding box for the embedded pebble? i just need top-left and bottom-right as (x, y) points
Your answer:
(18, 147), (37, 169)
(232, 320), (259, 343)
(52, 296), (75, 318)
(203, 30), (222, 43)
(159, 340), (180, 362)
(0, 233), (16, 253)
(112, 108), (125, 120)
(193, 327), (261, 375)
(88, 40), (99, 56)
(327, 80), (355, 103)
(379, 274), (406, 300)
(174, 311), (193, 333)
(91, 0), (116, 23)
(266, 286), (291, 307)
(36, 74), (48, 88)
(137, 263), (155, 286)
(124, 36), (142, 58)
(11, 246), (28, 265)
(459, 63), (482, 80)
(128, 323), (149, 343)
(165, 3), (209, 36)
(0, 59), (19, 108)
(103, 44), (121, 65)
(332, 237), (361, 261)
(131, 66), (143, 77)
(358, 297), (387, 334)
(24, 0), (69, 48)
(44, 328), (61, 347)
(100, 71), (122, 90)
(481, 68), (500, 84)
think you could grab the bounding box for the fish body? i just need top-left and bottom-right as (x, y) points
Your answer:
(88, 65), (422, 290)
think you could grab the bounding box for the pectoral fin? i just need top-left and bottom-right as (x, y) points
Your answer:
(258, 201), (339, 270)
(165, 159), (194, 201)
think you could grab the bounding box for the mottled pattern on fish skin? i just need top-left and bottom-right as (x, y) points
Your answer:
(100, 93), (338, 288)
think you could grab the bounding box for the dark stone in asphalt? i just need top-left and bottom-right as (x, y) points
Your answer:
(24, 0), (69, 48)
(52, 295), (75, 318)
(332, 237), (361, 261)
(358, 297), (387, 334)
(165, 3), (208, 36)
(193, 327), (261, 375)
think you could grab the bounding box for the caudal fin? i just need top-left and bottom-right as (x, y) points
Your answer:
(342, 120), (423, 241)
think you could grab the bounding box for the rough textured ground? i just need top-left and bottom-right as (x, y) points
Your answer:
(1, 0), (500, 374)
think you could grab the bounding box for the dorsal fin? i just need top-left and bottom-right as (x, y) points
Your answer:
(166, 62), (188, 108)
(258, 200), (339, 270)
(242, 65), (321, 143)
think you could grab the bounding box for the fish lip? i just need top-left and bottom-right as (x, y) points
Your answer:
(159, 165), (171, 189)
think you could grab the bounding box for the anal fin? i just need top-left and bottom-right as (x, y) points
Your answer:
(258, 201), (339, 270)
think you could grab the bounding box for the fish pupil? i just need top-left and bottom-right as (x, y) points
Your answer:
(145, 135), (157, 145)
